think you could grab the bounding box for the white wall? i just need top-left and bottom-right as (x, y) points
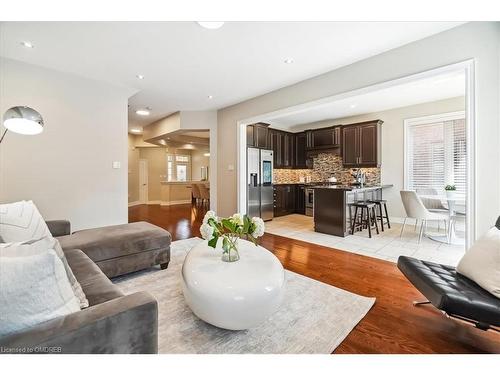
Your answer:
(191, 148), (210, 181)
(0, 58), (132, 231)
(217, 22), (500, 239)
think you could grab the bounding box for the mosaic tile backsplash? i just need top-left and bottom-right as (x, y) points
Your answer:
(273, 153), (380, 186)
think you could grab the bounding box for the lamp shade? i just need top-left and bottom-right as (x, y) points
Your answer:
(3, 106), (44, 135)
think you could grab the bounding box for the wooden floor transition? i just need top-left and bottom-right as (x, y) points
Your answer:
(129, 203), (500, 354)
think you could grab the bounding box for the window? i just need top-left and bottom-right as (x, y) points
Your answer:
(405, 111), (466, 195)
(166, 153), (191, 181)
(176, 165), (187, 181)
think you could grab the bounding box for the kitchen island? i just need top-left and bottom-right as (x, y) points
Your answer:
(313, 185), (393, 237)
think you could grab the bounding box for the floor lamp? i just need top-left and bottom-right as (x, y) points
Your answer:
(0, 106), (44, 144)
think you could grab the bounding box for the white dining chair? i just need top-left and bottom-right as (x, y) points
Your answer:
(416, 188), (448, 232)
(400, 190), (449, 243)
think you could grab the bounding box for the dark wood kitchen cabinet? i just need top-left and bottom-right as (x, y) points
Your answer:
(295, 184), (306, 214)
(306, 126), (342, 150)
(246, 123), (270, 149)
(268, 129), (295, 169)
(273, 184), (296, 217)
(295, 132), (309, 169)
(342, 120), (383, 168)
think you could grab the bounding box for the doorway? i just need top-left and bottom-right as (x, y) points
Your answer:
(139, 159), (148, 204)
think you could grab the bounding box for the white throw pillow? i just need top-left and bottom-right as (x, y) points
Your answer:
(0, 200), (51, 243)
(0, 237), (89, 308)
(457, 226), (500, 299)
(0, 249), (81, 337)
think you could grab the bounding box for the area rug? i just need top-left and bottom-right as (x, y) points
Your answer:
(113, 237), (375, 354)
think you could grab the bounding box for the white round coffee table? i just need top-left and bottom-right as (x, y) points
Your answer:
(181, 238), (285, 330)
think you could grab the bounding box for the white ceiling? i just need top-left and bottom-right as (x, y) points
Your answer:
(266, 71), (465, 130)
(0, 22), (463, 130)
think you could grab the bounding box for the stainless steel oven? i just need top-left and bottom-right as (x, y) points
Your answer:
(305, 188), (314, 216)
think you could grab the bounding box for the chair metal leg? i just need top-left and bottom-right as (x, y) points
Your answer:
(414, 219), (418, 231)
(400, 218), (407, 238)
(418, 220), (425, 244)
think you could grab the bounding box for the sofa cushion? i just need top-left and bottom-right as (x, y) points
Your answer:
(0, 249), (81, 337)
(64, 249), (124, 306)
(0, 200), (51, 243)
(457, 226), (500, 299)
(58, 221), (171, 263)
(0, 236), (88, 309)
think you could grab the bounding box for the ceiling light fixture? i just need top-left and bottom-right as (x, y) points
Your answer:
(207, 95), (213, 99)
(197, 22), (225, 30)
(349, 104), (357, 109)
(136, 74), (144, 80)
(130, 128), (142, 134)
(284, 58), (294, 64)
(21, 41), (34, 48)
(135, 109), (150, 116)
(203, 153), (210, 157)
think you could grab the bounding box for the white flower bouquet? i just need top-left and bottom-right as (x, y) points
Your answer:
(200, 211), (265, 262)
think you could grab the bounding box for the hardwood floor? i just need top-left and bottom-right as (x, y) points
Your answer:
(129, 203), (500, 354)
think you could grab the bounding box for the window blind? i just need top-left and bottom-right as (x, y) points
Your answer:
(406, 116), (466, 195)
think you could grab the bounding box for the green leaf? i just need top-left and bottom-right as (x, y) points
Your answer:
(208, 234), (218, 248)
(221, 218), (236, 233)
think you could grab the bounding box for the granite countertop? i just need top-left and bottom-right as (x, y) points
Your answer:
(311, 184), (393, 191)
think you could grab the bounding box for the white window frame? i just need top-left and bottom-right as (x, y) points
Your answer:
(166, 153), (191, 182)
(403, 110), (466, 191)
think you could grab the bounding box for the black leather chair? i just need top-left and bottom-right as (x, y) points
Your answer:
(397, 217), (500, 332)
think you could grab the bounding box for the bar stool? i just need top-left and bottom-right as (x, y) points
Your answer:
(349, 201), (379, 238)
(368, 199), (391, 231)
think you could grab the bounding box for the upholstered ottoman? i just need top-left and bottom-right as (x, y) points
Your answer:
(57, 221), (171, 278)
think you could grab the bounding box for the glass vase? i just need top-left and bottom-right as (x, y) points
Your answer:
(221, 234), (240, 262)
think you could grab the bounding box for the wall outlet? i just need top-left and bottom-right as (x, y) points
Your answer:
(112, 161), (121, 169)
(228, 164), (234, 171)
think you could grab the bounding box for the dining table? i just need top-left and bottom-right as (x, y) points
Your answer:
(418, 194), (466, 246)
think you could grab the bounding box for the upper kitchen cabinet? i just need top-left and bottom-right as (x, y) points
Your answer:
(342, 120), (383, 168)
(268, 129), (295, 169)
(294, 132), (309, 169)
(306, 125), (342, 150)
(247, 123), (270, 149)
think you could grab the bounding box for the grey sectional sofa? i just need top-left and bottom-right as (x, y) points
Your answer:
(0, 221), (171, 354)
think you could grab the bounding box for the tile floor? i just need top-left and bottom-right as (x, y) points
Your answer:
(265, 214), (465, 266)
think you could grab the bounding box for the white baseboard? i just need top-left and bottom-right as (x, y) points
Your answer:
(147, 200), (162, 205)
(128, 201), (141, 207)
(160, 199), (192, 206)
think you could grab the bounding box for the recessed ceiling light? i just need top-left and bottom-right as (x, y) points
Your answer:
(284, 58), (294, 64)
(197, 22), (225, 30)
(349, 104), (357, 109)
(130, 128), (142, 134)
(135, 109), (150, 116)
(136, 74), (144, 80)
(207, 95), (213, 99)
(21, 41), (34, 48)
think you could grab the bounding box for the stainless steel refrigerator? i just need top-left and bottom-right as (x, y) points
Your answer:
(247, 148), (274, 221)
